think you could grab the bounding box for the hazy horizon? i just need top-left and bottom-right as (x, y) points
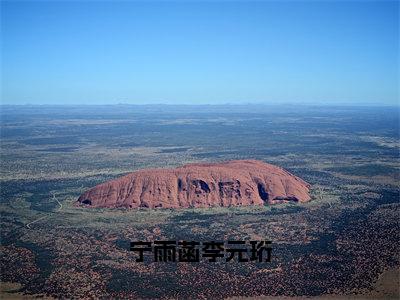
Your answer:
(1, 100), (400, 107)
(1, 102), (399, 109)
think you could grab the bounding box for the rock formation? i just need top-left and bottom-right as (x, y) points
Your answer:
(77, 160), (311, 209)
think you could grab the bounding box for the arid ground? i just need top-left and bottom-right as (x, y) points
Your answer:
(1, 105), (399, 299)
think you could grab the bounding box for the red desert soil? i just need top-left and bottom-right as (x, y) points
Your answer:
(77, 160), (311, 209)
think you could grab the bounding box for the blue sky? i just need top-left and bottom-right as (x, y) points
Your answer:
(1, 1), (399, 105)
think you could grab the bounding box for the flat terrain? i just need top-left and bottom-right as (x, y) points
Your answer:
(0, 105), (399, 299)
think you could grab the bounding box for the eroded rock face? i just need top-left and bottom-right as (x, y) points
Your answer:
(77, 160), (311, 209)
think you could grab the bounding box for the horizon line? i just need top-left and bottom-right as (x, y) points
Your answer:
(0, 102), (399, 108)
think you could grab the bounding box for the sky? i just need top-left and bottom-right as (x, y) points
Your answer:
(1, 0), (399, 105)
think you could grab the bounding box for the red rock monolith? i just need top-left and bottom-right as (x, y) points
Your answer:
(77, 160), (311, 209)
